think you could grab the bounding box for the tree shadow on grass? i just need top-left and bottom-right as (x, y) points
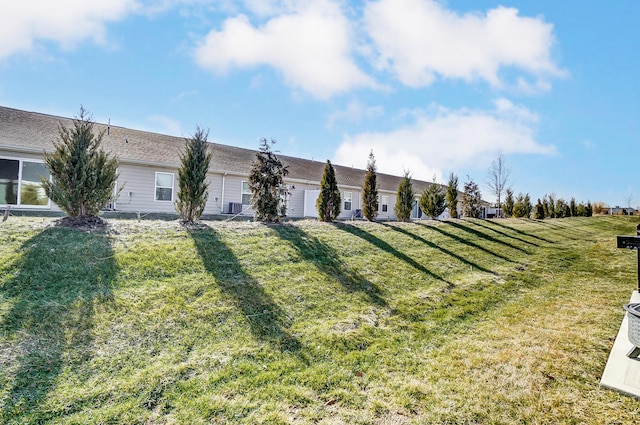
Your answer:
(270, 224), (387, 306)
(463, 219), (542, 247)
(332, 222), (453, 288)
(380, 223), (495, 274)
(416, 222), (516, 263)
(474, 219), (555, 244)
(0, 227), (117, 423)
(525, 218), (596, 241)
(443, 220), (531, 254)
(187, 225), (302, 354)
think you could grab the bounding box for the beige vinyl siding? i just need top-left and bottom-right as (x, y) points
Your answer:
(116, 164), (177, 213)
(285, 182), (316, 218)
(219, 175), (252, 216)
(203, 173), (224, 215)
(337, 190), (360, 219)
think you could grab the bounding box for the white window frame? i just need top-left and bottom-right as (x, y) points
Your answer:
(0, 156), (51, 208)
(155, 172), (174, 202)
(344, 191), (352, 211)
(381, 195), (388, 212)
(241, 181), (252, 205)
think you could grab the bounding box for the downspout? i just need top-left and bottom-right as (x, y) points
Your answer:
(221, 172), (226, 214)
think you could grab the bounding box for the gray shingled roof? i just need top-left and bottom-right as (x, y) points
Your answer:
(0, 105), (437, 193)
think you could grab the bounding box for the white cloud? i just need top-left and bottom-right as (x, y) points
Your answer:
(326, 100), (384, 128)
(194, 0), (376, 99)
(0, 0), (137, 59)
(147, 115), (183, 136)
(333, 99), (556, 182)
(363, 0), (564, 88)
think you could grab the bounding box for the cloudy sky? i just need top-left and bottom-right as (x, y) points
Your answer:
(1, 0), (638, 207)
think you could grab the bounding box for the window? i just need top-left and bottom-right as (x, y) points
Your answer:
(242, 181), (252, 205)
(0, 158), (50, 207)
(155, 172), (174, 201)
(344, 191), (352, 211)
(381, 195), (388, 212)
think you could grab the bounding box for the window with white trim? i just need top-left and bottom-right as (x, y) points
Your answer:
(0, 158), (50, 207)
(242, 181), (252, 205)
(155, 172), (174, 201)
(381, 195), (388, 212)
(344, 191), (352, 211)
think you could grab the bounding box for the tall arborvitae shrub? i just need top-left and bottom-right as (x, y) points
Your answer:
(248, 138), (289, 222)
(420, 176), (446, 220)
(555, 199), (568, 218)
(176, 127), (212, 223)
(395, 170), (414, 222)
(316, 160), (341, 222)
(534, 198), (545, 219)
(586, 201), (593, 217)
(41, 106), (120, 217)
(569, 197), (577, 217)
(446, 172), (459, 219)
(502, 188), (514, 218)
(513, 193), (533, 218)
(547, 194), (557, 218)
(461, 178), (483, 218)
(362, 151), (379, 221)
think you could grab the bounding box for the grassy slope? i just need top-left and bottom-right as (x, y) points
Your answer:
(1, 216), (639, 424)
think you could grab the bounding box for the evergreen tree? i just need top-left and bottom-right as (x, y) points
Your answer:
(394, 170), (414, 222)
(524, 193), (532, 217)
(512, 193), (532, 218)
(555, 199), (568, 218)
(576, 203), (587, 217)
(502, 188), (515, 218)
(248, 138), (289, 222)
(41, 106), (120, 217)
(445, 172), (459, 219)
(569, 197), (577, 217)
(542, 195), (550, 218)
(420, 176), (446, 220)
(534, 198), (545, 219)
(175, 127), (212, 223)
(316, 160), (341, 222)
(586, 201), (593, 217)
(461, 178), (483, 218)
(362, 151), (379, 221)
(547, 193), (557, 218)
(512, 193), (526, 218)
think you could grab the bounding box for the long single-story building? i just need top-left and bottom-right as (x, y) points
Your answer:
(1, 105), (478, 220)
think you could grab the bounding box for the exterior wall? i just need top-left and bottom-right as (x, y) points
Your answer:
(203, 173), (224, 215)
(115, 164), (179, 214)
(285, 183), (314, 218)
(298, 186), (400, 220)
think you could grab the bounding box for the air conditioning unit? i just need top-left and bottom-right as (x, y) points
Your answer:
(227, 202), (243, 214)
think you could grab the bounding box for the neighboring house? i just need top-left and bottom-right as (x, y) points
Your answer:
(608, 206), (638, 216)
(0, 106), (459, 220)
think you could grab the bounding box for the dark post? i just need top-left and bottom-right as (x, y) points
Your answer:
(637, 225), (640, 292)
(616, 226), (640, 292)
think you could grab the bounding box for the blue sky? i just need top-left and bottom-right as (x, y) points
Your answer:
(1, 0), (638, 207)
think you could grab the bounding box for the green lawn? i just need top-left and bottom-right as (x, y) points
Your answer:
(1, 216), (639, 424)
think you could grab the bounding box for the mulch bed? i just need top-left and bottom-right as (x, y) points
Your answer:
(53, 216), (108, 231)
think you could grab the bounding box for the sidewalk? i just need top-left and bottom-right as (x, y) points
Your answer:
(600, 291), (640, 399)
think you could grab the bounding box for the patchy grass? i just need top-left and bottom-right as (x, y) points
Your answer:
(1, 216), (639, 424)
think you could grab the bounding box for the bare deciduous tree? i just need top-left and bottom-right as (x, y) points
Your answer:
(487, 154), (510, 218)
